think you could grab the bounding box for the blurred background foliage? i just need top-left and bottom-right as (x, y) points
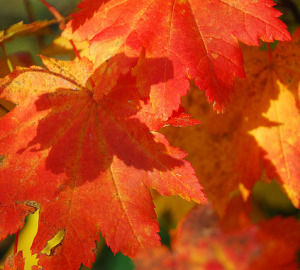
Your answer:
(0, 0), (300, 269)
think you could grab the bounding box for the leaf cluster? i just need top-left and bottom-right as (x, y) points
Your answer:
(0, 1), (299, 269)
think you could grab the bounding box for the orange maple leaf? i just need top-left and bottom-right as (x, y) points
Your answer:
(162, 29), (300, 215)
(249, 31), (300, 208)
(0, 20), (57, 43)
(0, 55), (206, 269)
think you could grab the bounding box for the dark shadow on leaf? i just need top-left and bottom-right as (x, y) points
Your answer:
(69, 0), (111, 32)
(132, 48), (175, 99)
(16, 53), (180, 191)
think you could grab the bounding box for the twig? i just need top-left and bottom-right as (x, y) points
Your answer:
(0, 43), (13, 73)
(23, 0), (44, 48)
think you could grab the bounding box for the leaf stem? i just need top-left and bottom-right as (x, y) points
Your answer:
(70, 39), (81, 60)
(14, 230), (20, 254)
(0, 43), (13, 73)
(23, 0), (44, 48)
(39, 0), (81, 59)
(39, 0), (65, 30)
(23, 0), (35, 23)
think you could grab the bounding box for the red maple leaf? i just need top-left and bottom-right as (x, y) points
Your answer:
(0, 56), (206, 269)
(64, 0), (291, 119)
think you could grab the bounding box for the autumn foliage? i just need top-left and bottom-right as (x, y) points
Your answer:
(0, 0), (299, 269)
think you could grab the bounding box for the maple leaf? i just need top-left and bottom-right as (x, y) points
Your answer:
(0, 55), (206, 269)
(64, 0), (291, 119)
(162, 81), (265, 216)
(249, 31), (300, 208)
(135, 205), (300, 270)
(162, 29), (300, 215)
(0, 20), (57, 43)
